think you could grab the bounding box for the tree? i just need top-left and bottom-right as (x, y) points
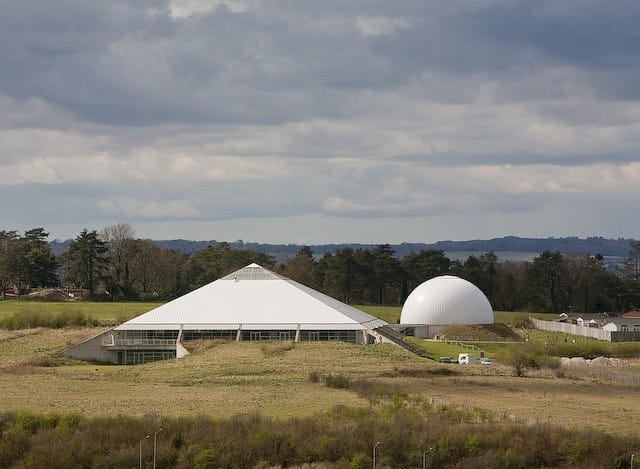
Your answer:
(624, 240), (640, 280)
(189, 242), (275, 289)
(63, 229), (108, 296)
(371, 244), (401, 305)
(0, 231), (18, 298)
(400, 250), (451, 302)
(101, 223), (136, 299)
(493, 261), (526, 311)
(524, 251), (569, 313)
(318, 248), (359, 304)
(620, 241), (640, 311)
(281, 246), (316, 288)
(479, 251), (498, 303)
(20, 228), (58, 288)
(0, 228), (57, 296)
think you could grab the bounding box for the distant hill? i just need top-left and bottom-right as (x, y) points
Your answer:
(49, 236), (636, 262)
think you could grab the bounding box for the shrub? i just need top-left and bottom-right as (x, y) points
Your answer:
(349, 452), (369, 469)
(194, 448), (218, 469)
(324, 374), (350, 389)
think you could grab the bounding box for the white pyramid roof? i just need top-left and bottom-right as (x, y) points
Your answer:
(116, 263), (387, 331)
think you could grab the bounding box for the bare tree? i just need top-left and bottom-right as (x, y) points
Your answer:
(101, 223), (136, 298)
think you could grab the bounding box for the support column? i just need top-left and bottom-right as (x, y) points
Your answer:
(295, 324), (301, 342)
(236, 324), (242, 342)
(176, 324), (190, 358)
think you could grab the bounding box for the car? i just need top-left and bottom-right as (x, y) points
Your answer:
(439, 356), (456, 363)
(480, 358), (493, 365)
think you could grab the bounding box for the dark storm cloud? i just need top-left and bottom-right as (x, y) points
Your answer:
(1, 0), (640, 242)
(2, 0), (639, 126)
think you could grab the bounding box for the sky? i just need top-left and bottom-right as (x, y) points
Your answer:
(1, 0), (640, 244)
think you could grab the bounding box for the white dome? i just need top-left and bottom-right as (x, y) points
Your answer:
(400, 275), (493, 325)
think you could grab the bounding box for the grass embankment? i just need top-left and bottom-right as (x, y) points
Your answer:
(0, 300), (162, 329)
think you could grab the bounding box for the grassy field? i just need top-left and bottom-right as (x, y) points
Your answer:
(0, 328), (416, 419)
(355, 305), (557, 326)
(0, 300), (163, 323)
(2, 300), (640, 439)
(1, 327), (640, 436)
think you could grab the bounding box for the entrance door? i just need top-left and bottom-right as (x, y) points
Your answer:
(309, 331), (319, 341)
(279, 332), (291, 341)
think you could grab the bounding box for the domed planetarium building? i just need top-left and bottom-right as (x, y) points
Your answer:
(400, 275), (494, 339)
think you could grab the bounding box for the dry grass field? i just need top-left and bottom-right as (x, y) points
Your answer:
(1, 327), (640, 439)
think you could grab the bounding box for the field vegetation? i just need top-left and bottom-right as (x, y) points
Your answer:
(0, 300), (161, 327)
(2, 301), (640, 466)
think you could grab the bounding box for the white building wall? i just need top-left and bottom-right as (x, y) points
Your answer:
(59, 330), (119, 363)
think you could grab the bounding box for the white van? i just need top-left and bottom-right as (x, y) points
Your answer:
(458, 353), (478, 364)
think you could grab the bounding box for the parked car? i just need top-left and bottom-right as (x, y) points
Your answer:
(480, 358), (493, 365)
(439, 356), (456, 363)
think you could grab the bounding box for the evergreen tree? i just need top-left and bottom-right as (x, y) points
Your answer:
(63, 229), (109, 296)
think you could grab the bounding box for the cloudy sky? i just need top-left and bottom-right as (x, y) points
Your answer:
(2, 0), (639, 243)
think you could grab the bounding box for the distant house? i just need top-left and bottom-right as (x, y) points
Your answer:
(576, 317), (607, 328)
(558, 313), (608, 328)
(621, 310), (640, 319)
(603, 318), (640, 332)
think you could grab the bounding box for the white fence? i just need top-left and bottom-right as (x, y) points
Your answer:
(530, 318), (611, 340)
(530, 318), (640, 342)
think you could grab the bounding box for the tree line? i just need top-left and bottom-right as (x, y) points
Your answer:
(1, 224), (639, 313)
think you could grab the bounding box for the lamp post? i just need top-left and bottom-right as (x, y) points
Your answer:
(423, 447), (433, 469)
(372, 441), (380, 469)
(153, 428), (165, 469)
(139, 435), (150, 469)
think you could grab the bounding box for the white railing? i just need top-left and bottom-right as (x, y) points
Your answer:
(102, 339), (176, 347)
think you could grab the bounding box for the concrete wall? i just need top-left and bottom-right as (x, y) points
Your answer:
(59, 329), (119, 363)
(610, 331), (640, 342)
(414, 325), (446, 339)
(530, 318), (640, 342)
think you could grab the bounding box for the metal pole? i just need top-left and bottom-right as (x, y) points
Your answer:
(632, 453), (635, 469)
(153, 428), (164, 469)
(423, 447), (433, 469)
(140, 435), (150, 469)
(373, 441), (380, 469)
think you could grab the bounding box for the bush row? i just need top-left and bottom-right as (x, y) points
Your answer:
(3, 398), (637, 469)
(0, 311), (99, 330)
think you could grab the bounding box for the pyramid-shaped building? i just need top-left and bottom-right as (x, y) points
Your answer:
(62, 264), (388, 364)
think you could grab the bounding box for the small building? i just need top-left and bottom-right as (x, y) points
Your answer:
(603, 318), (640, 332)
(61, 263), (389, 365)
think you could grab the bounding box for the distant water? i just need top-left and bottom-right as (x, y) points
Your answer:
(445, 251), (626, 271)
(444, 251), (539, 262)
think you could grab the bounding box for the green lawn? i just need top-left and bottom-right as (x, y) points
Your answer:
(0, 300), (162, 323)
(405, 337), (481, 359)
(354, 304), (401, 323)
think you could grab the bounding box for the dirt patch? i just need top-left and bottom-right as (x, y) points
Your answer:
(24, 289), (69, 301)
